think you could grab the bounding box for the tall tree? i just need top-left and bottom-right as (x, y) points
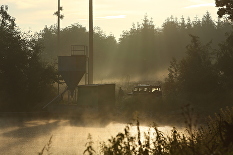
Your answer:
(217, 32), (233, 91)
(117, 15), (159, 79)
(215, 0), (233, 20)
(0, 6), (57, 111)
(37, 13), (232, 81)
(179, 35), (218, 95)
(164, 35), (219, 103)
(39, 24), (117, 81)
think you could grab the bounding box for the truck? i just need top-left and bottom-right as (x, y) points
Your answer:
(128, 84), (162, 97)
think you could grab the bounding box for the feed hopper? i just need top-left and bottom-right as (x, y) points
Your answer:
(58, 55), (86, 97)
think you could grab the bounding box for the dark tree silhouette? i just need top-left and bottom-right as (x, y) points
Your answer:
(215, 0), (233, 20)
(38, 13), (232, 81)
(164, 35), (219, 104)
(0, 6), (57, 111)
(217, 32), (233, 91)
(38, 24), (118, 80)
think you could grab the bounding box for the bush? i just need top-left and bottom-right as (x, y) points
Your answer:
(0, 6), (57, 111)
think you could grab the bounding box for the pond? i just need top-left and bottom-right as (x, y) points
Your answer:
(0, 117), (177, 154)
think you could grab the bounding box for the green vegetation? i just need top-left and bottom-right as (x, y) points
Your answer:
(84, 134), (96, 155)
(1, 2), (233, 153)
(115, 12), (232, 80)
(162, 32), (233, 115)
(98, 106), (233, 155)
(39, 12), (232, 81)
(38, 24), (117, 80)
(1, 2), (233, 112)
(216, 0), (233, 20)
(0, 6), (57, 111)
(36, 106), (233, 154)
(38, 135), (53, 155)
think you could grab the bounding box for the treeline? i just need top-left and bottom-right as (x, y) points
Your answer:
(162, 33), (233, 113)
(39, 12), (232, 81)
(1, 5), (233, 111)
(0, 6), (57, 111)
(38, 24), (117, 81)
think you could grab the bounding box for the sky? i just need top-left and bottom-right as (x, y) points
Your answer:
(2, 0), (219, 40)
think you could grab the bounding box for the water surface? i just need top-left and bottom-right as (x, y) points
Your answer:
(0, 117), (174, 154)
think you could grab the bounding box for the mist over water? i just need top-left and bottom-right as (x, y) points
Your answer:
(0, 117), (176, 154)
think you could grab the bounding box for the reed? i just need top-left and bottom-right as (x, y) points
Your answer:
(39, 106), (233, 154)
(98, 105), (233, 155)
(38, 135), (53, 155)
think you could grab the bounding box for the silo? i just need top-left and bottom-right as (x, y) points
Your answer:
(58, 55), (86, 97)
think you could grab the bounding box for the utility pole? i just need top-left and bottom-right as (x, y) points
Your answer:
(57, 0), (60, 55)
(88, 0), (93, 84)
(55, 0), (63, 55)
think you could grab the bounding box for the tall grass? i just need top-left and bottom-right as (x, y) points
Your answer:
(38, 135), (53, 155)
(83, 133), (96, 155)
(98, 105), (233, 155)
(39, 106), (233, 154)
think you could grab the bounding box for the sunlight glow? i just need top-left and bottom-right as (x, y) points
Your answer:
(96, 15), (126, 19)
(189, 0), (207, 3)
(77, 15), (126, 21)
(185, 3), (215, 8)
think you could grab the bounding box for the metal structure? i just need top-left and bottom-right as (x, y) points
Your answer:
(58, 45), (88, 97)
(42, 1), (117, 113)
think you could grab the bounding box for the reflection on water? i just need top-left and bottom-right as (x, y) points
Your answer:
(0, 117), (177, 154)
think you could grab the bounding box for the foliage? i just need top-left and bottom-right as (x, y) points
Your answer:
(53, 5), (64, 20)
(163, 58), (179, 98)
(37, 106), (233, 154)
(98, 106), (233, 155)
(179, 35), (218, 95)
(216, 31), (233, 91)
(215, 0), (233, 20)
(0, 6), (57, 111)
(38, 12), (232, 81)
(163, 35), (219, 105)
(38, 24), (117, 80)
(115, 13), (232, 80)
(84, 133), (96, 155)
(117, 15), (159, 78)
(38, 135), (53, 155)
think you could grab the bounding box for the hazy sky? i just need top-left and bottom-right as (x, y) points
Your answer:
(2, 0), (218, 39)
